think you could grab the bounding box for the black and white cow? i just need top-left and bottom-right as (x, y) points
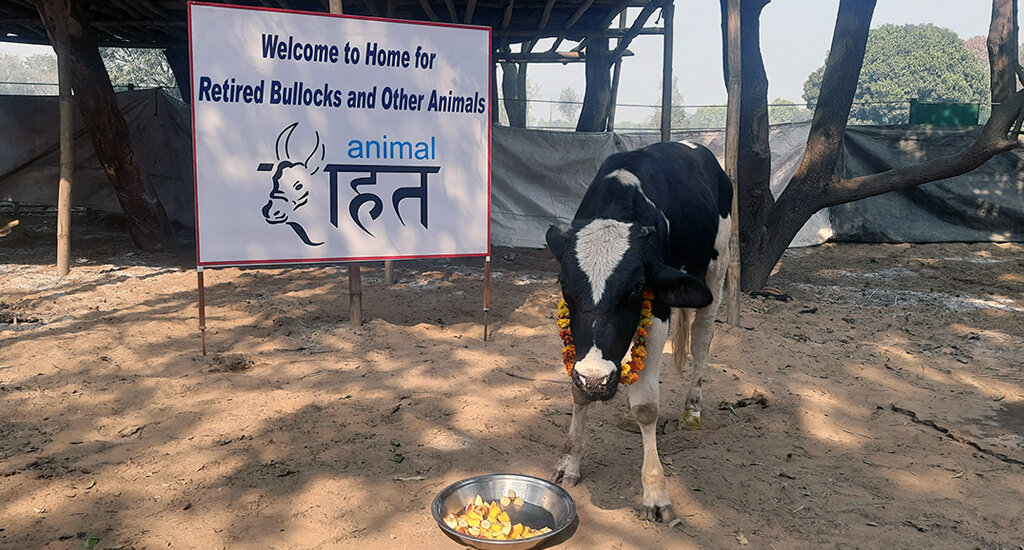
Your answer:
(546, 140), (732, 523)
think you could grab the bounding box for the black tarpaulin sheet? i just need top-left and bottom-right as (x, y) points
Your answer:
(833, 125), (1024, 242)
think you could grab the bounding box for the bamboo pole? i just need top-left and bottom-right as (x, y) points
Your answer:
(660, 0), (674, 142)
(55, 9), (72, 277)
(724, 0), (742, 326)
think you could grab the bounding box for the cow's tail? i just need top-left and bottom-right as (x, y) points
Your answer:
(670, 308), (693, 376)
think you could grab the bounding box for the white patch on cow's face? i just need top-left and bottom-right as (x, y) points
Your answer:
(574, 219), (631, 305)
(573, 344), (616, 381)
(679, 140), (698, 149)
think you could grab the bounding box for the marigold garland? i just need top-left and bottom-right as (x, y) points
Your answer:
(557, 288), (655, 385)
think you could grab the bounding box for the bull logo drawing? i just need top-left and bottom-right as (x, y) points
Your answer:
(257, 123), (325, 247)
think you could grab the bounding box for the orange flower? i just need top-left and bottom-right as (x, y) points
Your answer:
(555, 288), (655, 386)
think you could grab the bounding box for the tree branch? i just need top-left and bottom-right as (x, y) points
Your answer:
(824, 90), (1024, 206)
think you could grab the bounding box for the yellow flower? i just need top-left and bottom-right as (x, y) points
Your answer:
(557, 318), (570, 329)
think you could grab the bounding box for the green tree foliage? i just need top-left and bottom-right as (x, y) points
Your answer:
(687, 105), (727, 129)
(803, 24), (988, 125)
(768, 98), (813, 124)
(0, 52), (57, 94)
(646, 76), (686, 129)
(557, 87), (581, 123)
(99, 48), (175, 90)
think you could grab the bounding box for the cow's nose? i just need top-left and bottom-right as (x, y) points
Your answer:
(572, 371), (618, 401)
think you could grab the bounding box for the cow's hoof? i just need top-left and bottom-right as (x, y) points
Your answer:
(552, 470), (580, 487)
(641, 504), (676, 523)
(679, 409), (701, 430)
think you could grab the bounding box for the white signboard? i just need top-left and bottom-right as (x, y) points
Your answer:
(189, 3), (491, 267)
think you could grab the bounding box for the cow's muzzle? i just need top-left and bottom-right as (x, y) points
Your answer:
(570, 369), (619, 401)
(262, 198), (289, 225)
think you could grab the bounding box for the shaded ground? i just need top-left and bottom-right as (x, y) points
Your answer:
(1, 207), (1023, 549)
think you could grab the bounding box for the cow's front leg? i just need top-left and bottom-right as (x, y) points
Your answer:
(629, 316), (675, 522)
(552, 386), (591, 487)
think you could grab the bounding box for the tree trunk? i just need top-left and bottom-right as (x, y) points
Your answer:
(577, 38), (612, 132)
(37, 0), (176, 251)
(500, 50), (527, 127)
(737, 0), (1024, 291)
(741, 0), (876, 289)
(721, 0), (772, 291)
(988, 0), (1018, 104)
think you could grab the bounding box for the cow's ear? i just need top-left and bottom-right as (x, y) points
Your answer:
(546, 225), (572, 263)
(646, 262), (713, 308)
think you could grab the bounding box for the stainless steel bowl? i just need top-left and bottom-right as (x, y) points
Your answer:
(431, 473), (577, 550)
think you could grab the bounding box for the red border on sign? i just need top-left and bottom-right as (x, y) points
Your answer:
(188, 1), (492, 268)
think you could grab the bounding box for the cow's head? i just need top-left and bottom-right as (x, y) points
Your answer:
(546, 219), (713, 401)
(259, 123), (325, 225)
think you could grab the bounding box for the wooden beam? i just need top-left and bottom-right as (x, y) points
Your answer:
(538, 0), (557, 28)
(607, 10), (626, 131)
(724, 0), (742, 326)
(417, 0), (441, 22)
(660, 0), (673, 142)
(562, 0), (595, 30)
(548, 0), (595, 52)
(610, 1), (661, 62)
(501, 0), (515, 29)
(495, 50), (633, 62)
(49, 0), (73, 276)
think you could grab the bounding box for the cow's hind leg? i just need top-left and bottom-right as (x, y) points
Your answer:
(629, 316), (675, 522)
(680, 216), (731, 430)
(552, 388), (591, 487)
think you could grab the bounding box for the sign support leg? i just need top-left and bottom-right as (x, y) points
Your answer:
(483, 256), (491, 341)
(349, 264), (362, 326)
(198, 267), (207, 356)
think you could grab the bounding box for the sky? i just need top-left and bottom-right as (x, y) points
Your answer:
(0, 0), (995, 114)
(527, 0), (993, 114)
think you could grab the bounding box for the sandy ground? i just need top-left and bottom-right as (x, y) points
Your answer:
(1, 206), (1023, 550)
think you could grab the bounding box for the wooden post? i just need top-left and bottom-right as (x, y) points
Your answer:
(724, 0), (742, 326)
(198, 268), (207, 356)
(483, 256), (491, 341)
(607, 11), (627, 131)
(384, 260), (394, 285)
(37, 0), (175, 251)
(660, 0), (674, 142)
(349, 264), (363, 325)
(327, 0), (363, 326)
(55, 7), (72, 277)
